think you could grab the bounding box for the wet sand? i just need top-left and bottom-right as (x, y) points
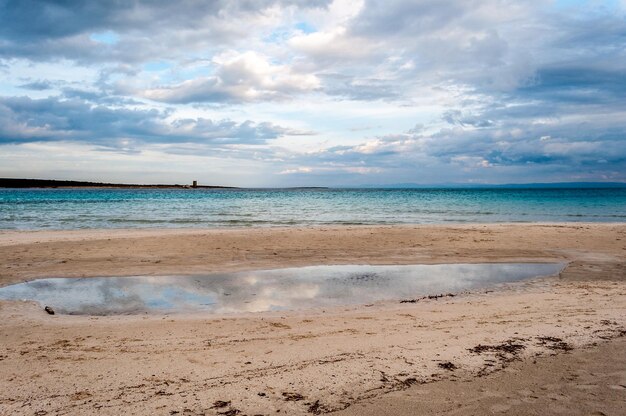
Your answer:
(0, 223), (624, 415)
(337, 337), (626, 416)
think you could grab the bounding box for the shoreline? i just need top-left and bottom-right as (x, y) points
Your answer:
(0, 223), (624, 415)
(0, 223), (623, 286)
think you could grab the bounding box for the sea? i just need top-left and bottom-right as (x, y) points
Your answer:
(1, 187), (625, 230)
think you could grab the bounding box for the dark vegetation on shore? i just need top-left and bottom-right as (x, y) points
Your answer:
(0, 178), (236, 189)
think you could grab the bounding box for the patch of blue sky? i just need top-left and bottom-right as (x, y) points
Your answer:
(89, 31), (120, 45)
(263, 27), (291, 44)
(143, 61), (173, 72)
(295, 21), (316, 34)
(263, 22), (316, 44)
(172, 64), (215, 82)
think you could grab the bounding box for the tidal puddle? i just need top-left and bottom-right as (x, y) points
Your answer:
(0, 263), (564, 315)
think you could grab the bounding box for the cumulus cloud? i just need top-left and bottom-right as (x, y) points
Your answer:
(142, 51), (320, 104)
(0, 0), (625, 185)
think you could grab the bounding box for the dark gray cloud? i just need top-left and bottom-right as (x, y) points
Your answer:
(318, 73), (400, 101)
(0, 95), (311, 150)
(350, 0), (471, 37)
(17, 80), (56, 90)
(279, 108), (626, 183)
(0, 0), (330, 41)
(0, 0), (331, 63)
(291, 0), (626, 103)
(518, 66), (626, 105)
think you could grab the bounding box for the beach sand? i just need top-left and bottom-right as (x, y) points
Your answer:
(0, 224), (624, 415)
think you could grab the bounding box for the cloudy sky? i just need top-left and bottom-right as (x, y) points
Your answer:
(0, 0), (625, 186)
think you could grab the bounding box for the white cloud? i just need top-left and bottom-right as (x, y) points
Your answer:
(289, 27), (374, 63)
(0, 0), (625, 185)
(279, 166), (313, 174)
(142, 51), (320, 103)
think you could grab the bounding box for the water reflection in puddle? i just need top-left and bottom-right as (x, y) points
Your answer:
(0, 263), (564, 315)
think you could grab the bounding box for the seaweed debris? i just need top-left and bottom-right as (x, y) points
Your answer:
(282, 392), (305, 402)
(468, 340), (525, 357)
(469, 339), (527, 377)
(210, 401), (231, 409)
(536, 336), (573, 351)
(400, 293), (456, 303)
(437, 361), (458, 371)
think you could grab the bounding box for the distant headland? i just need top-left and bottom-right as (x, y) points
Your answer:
(0, 178), (236, 189)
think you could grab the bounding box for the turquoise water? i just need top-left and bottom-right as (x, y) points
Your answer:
(0, 188), (624, 229)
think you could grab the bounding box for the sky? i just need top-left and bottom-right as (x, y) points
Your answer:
(0, 0), (625, 187)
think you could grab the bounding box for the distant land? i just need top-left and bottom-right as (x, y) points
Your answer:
(2, 178), (626, 189)
(0, 178), (236, 189)
(355, 182), (626, 189)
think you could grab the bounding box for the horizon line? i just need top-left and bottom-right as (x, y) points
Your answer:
(2, 177), (626, 189)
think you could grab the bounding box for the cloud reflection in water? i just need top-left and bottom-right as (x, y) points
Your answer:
(0, 263), (564, 315)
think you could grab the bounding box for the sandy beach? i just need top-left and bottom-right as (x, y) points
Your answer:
(0, 224), (625, 415)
